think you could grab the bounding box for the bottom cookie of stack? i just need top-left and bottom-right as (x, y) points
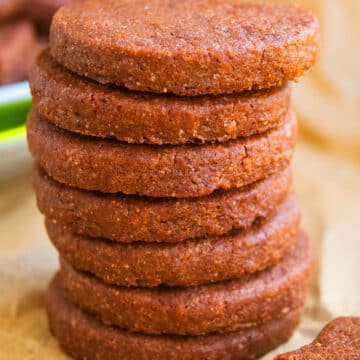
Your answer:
(47, 279), (301, 360)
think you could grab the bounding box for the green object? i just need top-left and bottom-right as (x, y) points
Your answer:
(0, 99), (31, 141)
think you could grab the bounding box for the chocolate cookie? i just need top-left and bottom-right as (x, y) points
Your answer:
(0, 20), (37, 85)
(275, 317), (360, 359)
(47, 277), (301, 360)
(27, 110), (296, 197)
(47, 194), (300, 287)
(34, 164), (292, 243)
(30, 50), (291, 145)
(57, 231), (311, 336)
(49, 0), (320, 96)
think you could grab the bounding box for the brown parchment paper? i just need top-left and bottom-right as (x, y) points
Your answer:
(0, 0), (359, 358)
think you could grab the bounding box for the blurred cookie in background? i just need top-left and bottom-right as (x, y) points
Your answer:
(23, 0), (73, 34)
(0, 0), (22, 21)
(0, 20), (37, 85)
(0, 0), (71, 85)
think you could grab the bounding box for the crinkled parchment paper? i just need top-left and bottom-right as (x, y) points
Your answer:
(0, 0), (359, 358)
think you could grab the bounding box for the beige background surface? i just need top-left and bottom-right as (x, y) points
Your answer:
(0, 0), (359, 359)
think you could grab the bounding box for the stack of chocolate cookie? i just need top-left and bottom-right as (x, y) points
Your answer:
(27, 1), (320, 359)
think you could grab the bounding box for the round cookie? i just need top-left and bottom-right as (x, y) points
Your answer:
(34, 164), (292, 243)
(47, 194), (300, 287)
(30, 50), (291, 145)
(50, 0), (320, 96)
(27, 110), (297, 197)
(58, 231), (311, 335)
(47, 277), (302, 360)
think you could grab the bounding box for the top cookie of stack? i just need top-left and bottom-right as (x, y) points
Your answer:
(49, 0), (319, 96)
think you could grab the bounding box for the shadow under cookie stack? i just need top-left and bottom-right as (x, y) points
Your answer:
(27, 1), (320, 359)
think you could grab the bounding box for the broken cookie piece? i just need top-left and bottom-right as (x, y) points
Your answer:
(275, 317), (360, 359)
